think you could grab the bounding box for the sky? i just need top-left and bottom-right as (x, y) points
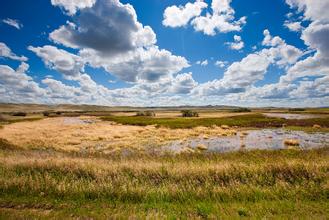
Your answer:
(0, 0), (328, 107)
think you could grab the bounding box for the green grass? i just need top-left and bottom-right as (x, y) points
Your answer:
(0, 147), (328, 218)
(101, 113), (329, 129)
(286, 126), (329, 133)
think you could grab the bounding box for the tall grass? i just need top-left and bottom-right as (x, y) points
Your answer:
(0, 147), (328, 218)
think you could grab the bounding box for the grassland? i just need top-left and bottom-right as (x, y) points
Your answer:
(0, 104), (328, 218)
(0, 145), (328, 219)
(101, 113), (329, 129)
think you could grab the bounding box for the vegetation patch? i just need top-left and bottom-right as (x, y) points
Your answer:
(102, 113), (329, 129)
(136, 111), (156, 117)
(181, 110), (199, 117)
(11, 112), (27, 117)
(230, 107), (251, 113)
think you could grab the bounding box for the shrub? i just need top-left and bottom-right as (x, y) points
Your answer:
(0, 114), (5, 121)
(181, 110), (199, 117)
(231, 108), (251, 113)
(56, 111), (62, 115)
(136, 111), (156, 117)
(289, 108), (305, 112)
(12, 112), (27, 117)
(43, 111), (50, 117)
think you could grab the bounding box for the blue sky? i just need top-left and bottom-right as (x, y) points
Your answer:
(0, 0), (328, 107)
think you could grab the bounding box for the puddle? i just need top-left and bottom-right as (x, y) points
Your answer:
(162, 129), (329, 153)
(63, 117), (96, 125)
(263, 113), (326, 120)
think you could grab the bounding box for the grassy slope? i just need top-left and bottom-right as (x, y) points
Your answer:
(101, 113), (329, 129)
(0, 147), (328, 219)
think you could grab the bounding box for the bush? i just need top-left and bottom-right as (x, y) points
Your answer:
(56, 111), (62, 115)
(289, 108), (305, 112)
(43, 111), (50, 117)
(12, 112), (27, 117)
(231, 108), (251, 113)
(181, 110), (199, 117)
(136, 111), (156, 117)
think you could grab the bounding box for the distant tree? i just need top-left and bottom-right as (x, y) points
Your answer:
(181, 110), (199, 117)
(12, 112), (27, 117)
(136, 111), (156, 117)
(288, 108), (305, 112)
(43, 111), (50, 117)
(232, 108), (251, 113)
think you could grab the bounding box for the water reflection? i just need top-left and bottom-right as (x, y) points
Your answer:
(163, 129), (329, 153)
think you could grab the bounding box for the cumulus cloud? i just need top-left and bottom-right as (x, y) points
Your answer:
(285, 0), (329, 23)
(28, 45), (84, 79)
(191, 0), (247, 36)
(2, 18), (23, 29)
(262, 30), (303, 67)
(279, 0), (329, 83)
(0, 42), (27, 61)
(51, 0), (96, 15)
(162, 0), (246, 36)
(170, 72), (198, 94)
(284, 21), (303, 32)
(193, 30), (303, 96)
(50, 1), (156, 55)
(0, 62), (45, 102)
(50, 0), (189, 83)
(163, 0), (208, 28)
(226, 35), (244, 50)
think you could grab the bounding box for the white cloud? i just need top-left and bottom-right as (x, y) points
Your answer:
(50, 0), (189, 83)
(193, 30), (303, 97)
(28, 45), (84, 79)
(280, 0), (329, 83)
(226, 35), (244, 50)
(284, 21), (303, 32)
(0, 62), (45, 103)
(51, 0), (96, 15)
(196, 59), (208, 66)
(170, 72), (198, 94)
(81, 46), (189, 82)
(2, 18), (23, 29)
(162, 0), (246, 36)
(191, 0), (247, 36)
(285, 0), (329, 23)
(262, 29), (285, 47)
(163, 0), (208, 28)
(0, 42), (27, 61)
(261, 30), (303, 67)
(215, 60), (228, 68)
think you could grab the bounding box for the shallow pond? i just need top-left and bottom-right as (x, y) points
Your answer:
(263, 113), (326, 120)
(163, 129), (329, 153)
(63, 117), (96, 125)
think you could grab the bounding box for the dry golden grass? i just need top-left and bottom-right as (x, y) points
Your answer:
(0, 117), (236, 153)
(0, 147), (328, 218)
(284, 139), (300, 146)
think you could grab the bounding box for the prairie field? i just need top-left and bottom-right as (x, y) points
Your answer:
(0, 105), (328, 218)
